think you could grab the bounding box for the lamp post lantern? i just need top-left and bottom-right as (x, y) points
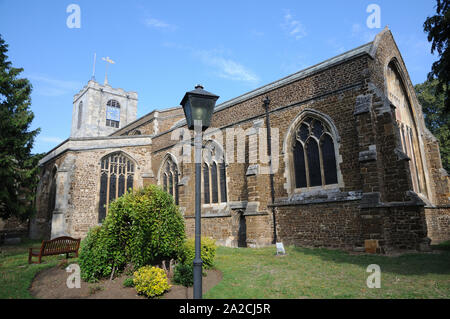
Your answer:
(180, 85), (219, 299)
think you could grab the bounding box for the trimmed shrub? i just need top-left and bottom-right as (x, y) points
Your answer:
(133, 266), (171, 298)
(180, 237), (217, 269)
(78, 185), (185, 281)
(173, 262), (194, 287)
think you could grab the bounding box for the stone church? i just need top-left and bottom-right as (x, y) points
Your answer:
(31, 28), (450, 251)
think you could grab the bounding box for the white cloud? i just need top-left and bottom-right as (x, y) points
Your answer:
(144, 17), (176, 31)
(195, 50), (260, 84)
(38, 136), (65, 144)
(163, 43), (260, 84)
(282, 10), (307, 40)
(26, 74), (82, 97)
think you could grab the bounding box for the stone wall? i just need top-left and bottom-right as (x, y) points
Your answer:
(425, 207), (450, 244)
(35, 27), (450, 250)
(33, 138), (153, 239)
(276, 200), (363, 249)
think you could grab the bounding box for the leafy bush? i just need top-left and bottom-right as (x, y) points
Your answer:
(180, 237), (217, 269)
(133, 266), (171, 297)
(78, 185), (185, 281)
(123, 277), (134, 287)
(173, 262), (194, 287)
(78, 226), (115, 282)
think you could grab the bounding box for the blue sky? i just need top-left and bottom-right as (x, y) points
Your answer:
(0, 0), (438, 154)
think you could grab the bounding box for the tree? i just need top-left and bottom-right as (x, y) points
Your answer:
(423, 0), (450, 112)
(0, 34), (41, 221)
(415, 79), (450, 173)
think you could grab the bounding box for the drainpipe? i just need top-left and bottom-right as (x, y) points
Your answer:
(263, 97), (277, 244)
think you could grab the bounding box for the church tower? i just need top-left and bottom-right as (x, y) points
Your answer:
(70, 79), (138, 138)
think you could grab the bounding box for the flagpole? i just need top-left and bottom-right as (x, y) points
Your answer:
(91, 53), (96, 80)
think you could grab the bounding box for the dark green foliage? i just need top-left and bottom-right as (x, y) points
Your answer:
(415, 79), (449, 172)
(122, 277), (134, 287)
(173, 262), (194, 287)
(0, 34), (41, 221)
(423, 0), (450, 112)
(78, 185), (185, 282)
(179, 237), (217, 270)
(78, 226), (113, 282)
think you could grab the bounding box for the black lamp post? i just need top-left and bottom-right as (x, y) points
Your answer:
(180, 84), (219, 299)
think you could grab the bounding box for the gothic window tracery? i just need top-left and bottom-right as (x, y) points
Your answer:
(161, 156), (179, 205)
(292, 117), (338, 189)
(98, 152), (135, 222)
(203, 142), (227, 204)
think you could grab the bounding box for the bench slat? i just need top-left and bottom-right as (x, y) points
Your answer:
(29, 236), (81, 264)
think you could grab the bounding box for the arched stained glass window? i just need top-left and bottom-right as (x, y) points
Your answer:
(106, 99), (120, 128)
(321, 134), (338, 185)
(203, 164), (210, 204)
(293, 140), (307, 188)
(98, 152), (135, 223)
(219, 162), (227, 203)
(293, 117), (338, 189)
(203, 142), (228, 204)
(160, 156), (179, 205)
(306, 138), (321, 187)
(211, 162), (219, 203)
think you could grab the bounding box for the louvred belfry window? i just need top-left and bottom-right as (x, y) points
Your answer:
(161, 156), (179, 205)
(98, 153), (134, 223)
(106, 99), (120, 128)
(293, 117), (338, 189)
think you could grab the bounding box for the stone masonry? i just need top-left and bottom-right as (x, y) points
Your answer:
(33, 27), (450, 251)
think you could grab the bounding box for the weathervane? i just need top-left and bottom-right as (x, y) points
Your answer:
(102, 56), (115, 85)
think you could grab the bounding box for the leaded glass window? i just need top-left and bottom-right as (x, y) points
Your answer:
(203, 164), (210, 204)
(161, 156), (179, 205)
(203, 142), (228, 204)
(98, 152), (134, 223)
(293, 117), (338, 189)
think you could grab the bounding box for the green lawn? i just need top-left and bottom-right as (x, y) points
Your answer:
(205, 244), (450, 299)
(1, 240), (449, 299)
(0, 239), (67, 299)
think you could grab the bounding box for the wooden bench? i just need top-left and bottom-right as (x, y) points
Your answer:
(28, 236), (81, 264)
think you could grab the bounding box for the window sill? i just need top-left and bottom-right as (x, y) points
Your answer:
(292, 184), (340, 194)
(202, 203), (227, 209)
(271, 189), (363, 207)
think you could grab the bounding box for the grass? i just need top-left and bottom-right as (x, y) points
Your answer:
(0, 239), (68, 299)
(204, 245), (450, 299)
(1, 239), (450, 299)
